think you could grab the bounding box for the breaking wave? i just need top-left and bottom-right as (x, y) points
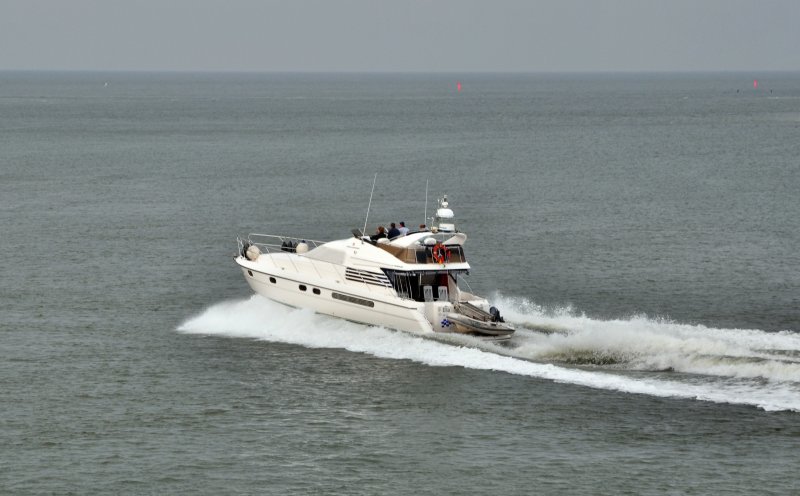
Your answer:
(178, 295), (800, 412)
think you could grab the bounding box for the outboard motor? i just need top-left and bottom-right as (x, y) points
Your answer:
(489, 306), (505, 323)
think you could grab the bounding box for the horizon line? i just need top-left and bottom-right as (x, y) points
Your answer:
(1, 68), (798, 76)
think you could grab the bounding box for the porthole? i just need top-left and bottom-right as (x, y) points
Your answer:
(312, 288), (321, 295)
(269, 277), (276, 284)
(299, 285), (307, 291)
(247, 270), (253, 277)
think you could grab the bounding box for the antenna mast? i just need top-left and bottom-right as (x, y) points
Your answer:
(363, 173), (378, 235)
(424, 179), (429, 227)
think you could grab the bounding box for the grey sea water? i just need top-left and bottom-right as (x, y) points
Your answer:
(2, 72), (799, 494)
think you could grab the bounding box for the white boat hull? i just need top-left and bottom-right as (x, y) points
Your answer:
(237, 258), (434, 334)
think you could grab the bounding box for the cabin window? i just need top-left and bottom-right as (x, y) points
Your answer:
(299, 285), (307, 291)
(313, 288), (321, 295)
(332, 292), (375, 307)
(384, 269), (466, 303)
(269, 277), (276, 284)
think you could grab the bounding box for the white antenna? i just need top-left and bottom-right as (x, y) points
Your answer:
(423, 179), (429, 227)
(362, 173), (378, 235)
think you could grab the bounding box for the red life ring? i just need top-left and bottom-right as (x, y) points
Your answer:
(432, 243), (450, 264)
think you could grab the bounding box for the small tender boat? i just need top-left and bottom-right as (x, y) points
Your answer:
(234, 195), (514, 340)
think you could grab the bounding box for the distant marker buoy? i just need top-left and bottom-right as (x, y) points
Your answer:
(753, 79), (758, 89)
(457, 81), (462, 92)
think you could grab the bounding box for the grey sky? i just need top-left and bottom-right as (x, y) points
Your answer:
(1, 0), (798, 72)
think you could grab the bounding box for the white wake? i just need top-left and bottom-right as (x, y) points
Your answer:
(178, 295), (800, 412)
(494, 294), (800, 382)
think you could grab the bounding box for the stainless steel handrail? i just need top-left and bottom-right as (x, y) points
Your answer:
(247, 233), (327, 250)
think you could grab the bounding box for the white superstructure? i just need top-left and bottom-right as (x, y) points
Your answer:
(234, 196), (514, 340)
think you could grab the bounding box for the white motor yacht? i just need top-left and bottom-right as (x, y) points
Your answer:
(234, 195), (514, 340)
